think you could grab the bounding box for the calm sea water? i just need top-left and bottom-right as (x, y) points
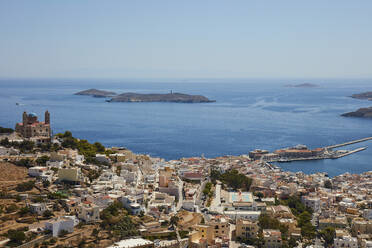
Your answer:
(0, 78), (371, 177)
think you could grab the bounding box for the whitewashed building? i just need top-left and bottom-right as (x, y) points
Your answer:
(77, 203), (100, 223)
(29, 203), (47, 215)
(334, 236), (358, 248)
(45, 216), (76, 237)
(302, 196), (321, 212)
(28, 166), (48, 177)
(223, 210), (261, 221)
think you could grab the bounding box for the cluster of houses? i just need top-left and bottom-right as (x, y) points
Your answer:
(1, 130), (371, 248)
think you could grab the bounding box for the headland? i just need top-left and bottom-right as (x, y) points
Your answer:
(351, 91), (372, 101)
(341, 107), (372, 118)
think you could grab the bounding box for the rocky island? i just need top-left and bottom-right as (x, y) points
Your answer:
(342, 91), (372, 118)
(285, 83), (318, 88)
(350, 91), (372, 101)
(75, 88), (117, 97)
(341, 107), (372, 118)
(107, 92), (215, 103)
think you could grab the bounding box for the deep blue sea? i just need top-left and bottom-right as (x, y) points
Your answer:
(0, 78), (371, 177)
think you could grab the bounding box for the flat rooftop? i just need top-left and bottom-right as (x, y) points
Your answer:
(229, 192), (253, 203)
(107, 238), (153, 248)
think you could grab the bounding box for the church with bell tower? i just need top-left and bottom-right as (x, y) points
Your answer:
(15, 110), (51, 143)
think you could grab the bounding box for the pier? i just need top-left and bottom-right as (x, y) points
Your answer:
(326, 137), (372, 149)
(274, 147), (367, 163)
(255, 137), (372, 164)
(331, 146), (367, 159)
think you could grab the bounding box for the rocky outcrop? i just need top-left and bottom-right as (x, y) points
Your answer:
(75, 89), (117, 97)
(341, 107), (372, 118)
(351, 92), (372, 101)
(107, 92), (215, 103)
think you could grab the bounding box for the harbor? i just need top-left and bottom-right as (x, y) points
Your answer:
(251, 137), (372, 163)
(274, 147), (367, 163)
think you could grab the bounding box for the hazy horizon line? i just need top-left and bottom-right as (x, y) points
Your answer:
(1, 76), (372, 82)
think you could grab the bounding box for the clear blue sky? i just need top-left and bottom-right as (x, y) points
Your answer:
(0, 0), (371, 79)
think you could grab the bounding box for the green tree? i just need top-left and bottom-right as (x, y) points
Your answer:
(298, 211), (316, 239)
(37, 142), (52, 152)
(36, 155), (50, 166)
(0, 137), (10, 147)
(7, 229), (26, 245)
(288, 237), (297, 248)
(254, 192), (264, 199)
(43, 210), (54, 218)
(112, 215), (139, 239)
(324, 180), (332, 189)
(203, 182), (213, 196)
(116, 166), (122, 176)
(18, 207), (30, 216)
(211, 169), (252, 191)
(94, 142), (105, 153)
(63, 131), (73, 138)
(48, 191), (68, 200)
(281, 195), (312, 216)
(6, 204), (18, 213)
(92, 228), (99, 238)
(0, 126), (14, 133)
(319, 227), (335, 247)
(210, 169), (222, 184)
(18, 140), (35, 152)
(52, 143), (61, 152)
(16, 180), (35, 192)
(170, 215), (180, 228)
(14, 158), (33, 168)
(100, 202), (138, 240)
(42, 180), (50, 188)
(61, 137), (78, 149)
(258, 213), (281, 229)
(100, 201), (125, 221)
(87, 169), (101, 183)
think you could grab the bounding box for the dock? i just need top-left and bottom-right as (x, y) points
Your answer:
(331, 146), (367, 159)
(275, 147), (367, 163)
(326, 137), (372, 149)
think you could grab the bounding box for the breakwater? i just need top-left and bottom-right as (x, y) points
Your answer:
(326, 137), (372, 149)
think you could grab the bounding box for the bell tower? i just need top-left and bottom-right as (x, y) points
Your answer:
(45, 110), (50, 124)
(22, 111), (27, 126)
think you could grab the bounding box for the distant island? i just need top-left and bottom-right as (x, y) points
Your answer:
(350, 91), (372, 101)
(284, 83), (319, 88)
(107, 92), (215, 103)
(75, 89), (215, 103)
(74, 89), (117, 97)
(341, 107), (372, 118)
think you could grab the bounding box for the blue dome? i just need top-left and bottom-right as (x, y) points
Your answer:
(28, 112), (37, 117)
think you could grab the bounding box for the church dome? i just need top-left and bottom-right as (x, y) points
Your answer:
(28, 112), (37, 117)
